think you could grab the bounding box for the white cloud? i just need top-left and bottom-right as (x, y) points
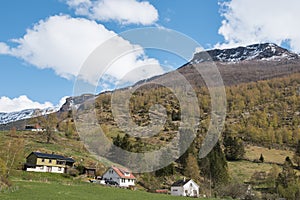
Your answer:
(217, 0), (300, 52)
(0, 95), (54, 113)
(58, 96), (69, 108)
(66, 0), (158, 25)
(0, 15), (165, 85)
(0, 42), (10, 54)
(0, 95), (69, 113)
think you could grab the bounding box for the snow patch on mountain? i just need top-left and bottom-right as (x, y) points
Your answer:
(0, 107), (59, 125)
(192, 43), (299, 64)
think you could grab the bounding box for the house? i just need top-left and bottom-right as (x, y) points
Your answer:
(170, 178), (199, 197)
(84, 167), (96, 177)
(24, 151), (75, 173)
(102, 166), (136, 187)
(25, 124), (44, 132)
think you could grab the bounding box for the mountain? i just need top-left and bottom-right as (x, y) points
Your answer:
(0, 107), (58, 125)
(1, 43), (300, 127)
(192, 43), (299, 63)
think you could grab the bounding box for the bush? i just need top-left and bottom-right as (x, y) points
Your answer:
(67, 168), (79, 177)
(76, 165), (85, 175)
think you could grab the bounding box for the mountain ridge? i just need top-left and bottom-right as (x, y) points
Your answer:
(192, 43), (299, 63)
(2, 42), (300, 126)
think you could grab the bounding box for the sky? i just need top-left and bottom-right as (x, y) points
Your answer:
(0, 0), (299, 113)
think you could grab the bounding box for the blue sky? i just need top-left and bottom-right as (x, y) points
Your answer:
(0, 0), (299, 112)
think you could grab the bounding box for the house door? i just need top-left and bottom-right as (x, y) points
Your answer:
(193, 190), (198, 197)
(47, 166), (52, 172)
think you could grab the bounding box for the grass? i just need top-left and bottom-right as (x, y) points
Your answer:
(0, 130), (106, 172)
(0, 181), (216, 200)
(228, 160), (273, 182)
(245, 145), (294, 164)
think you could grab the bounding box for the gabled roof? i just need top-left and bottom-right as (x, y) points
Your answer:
(171, 179), (192, 187)
(111, 166), (136, 179)
(27, 152), (75, 163)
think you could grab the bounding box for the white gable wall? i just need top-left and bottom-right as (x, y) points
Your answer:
(171, 180), (199, 197)
(102, 168), (135, 187)
(183, 180), (199, 197)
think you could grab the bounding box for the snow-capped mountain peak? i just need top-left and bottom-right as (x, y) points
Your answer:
(0, 107), (59, 125)
(192, 43), (299, 63)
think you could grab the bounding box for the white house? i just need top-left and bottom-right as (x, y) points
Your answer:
(171, 178), (199, 197)
(102, 166), (136, 187)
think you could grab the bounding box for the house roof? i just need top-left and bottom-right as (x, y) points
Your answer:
(111, 166), (136, 179)
(28, 152), (75, 163)
(171, 179), (192, 187)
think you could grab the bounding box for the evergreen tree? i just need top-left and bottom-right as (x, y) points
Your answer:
(223, 136), (245, 161)
(199, 142), (229, 186)
(121, 134), (131, 151)
(293, 140), (300, 169)
(276, 157), (300, 199)
(113, 134), (122, 147)
(155, 148), (175, 176)
(259, 153), (265, 163)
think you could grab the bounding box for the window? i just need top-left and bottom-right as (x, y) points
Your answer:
(41, 159), (45, 162)
(57, 160), (65, 165)
(121, 178), (125, 183)
(40, 166), (44, 170)
(172, 189), (178, 192)
(58, 167), (62, 171)
(185, 190), (188, 194)
(190, 183), (193, 187)
(49, 159), (52, 163)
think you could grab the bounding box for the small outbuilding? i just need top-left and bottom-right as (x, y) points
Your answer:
(170, 178), (199, 197)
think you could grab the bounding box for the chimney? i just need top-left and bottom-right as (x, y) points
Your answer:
(183, 177), (186, 182)
(52, 152), (54, 155)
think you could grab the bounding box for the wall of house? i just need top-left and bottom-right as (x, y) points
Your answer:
(102, 168), (135, 187)
(171, 186), (184, 196)
(119, 178), (135, 187)
(103, 168), (121, 184)
(26, 165), (65, 173)
(36, 158), (66, 168)
(182, 180), (199, 197)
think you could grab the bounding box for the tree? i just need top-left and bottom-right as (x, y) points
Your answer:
(199, 142), (229, 186)
(37, 113), (58, 143)
(121, 134), (131, 151)
(0, 130), (25, 179)
(259, 153), (265, 163)
(223, 136), (245, 161)
(276, 156), (300, 199)
(155, 148), (175, 176)
(113, 134), (122, 147)
(293, 140), (300, 169)
(184, 153), (200, 180)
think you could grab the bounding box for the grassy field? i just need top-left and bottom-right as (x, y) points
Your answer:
(0, 181), (216, 200)
(228, 160), (273, 182)
(245, 145), (294, 164)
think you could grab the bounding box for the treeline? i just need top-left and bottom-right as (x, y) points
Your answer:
(92, 73), (300, 198)
(224, 74), (300, 147)
(94, 73), (300, 151)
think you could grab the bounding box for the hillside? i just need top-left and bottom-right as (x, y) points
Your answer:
(1, 43), (300, 199)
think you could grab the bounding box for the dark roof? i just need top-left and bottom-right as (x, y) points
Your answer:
(171, 179), (191, 187)
(28, 152), (75, 163)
